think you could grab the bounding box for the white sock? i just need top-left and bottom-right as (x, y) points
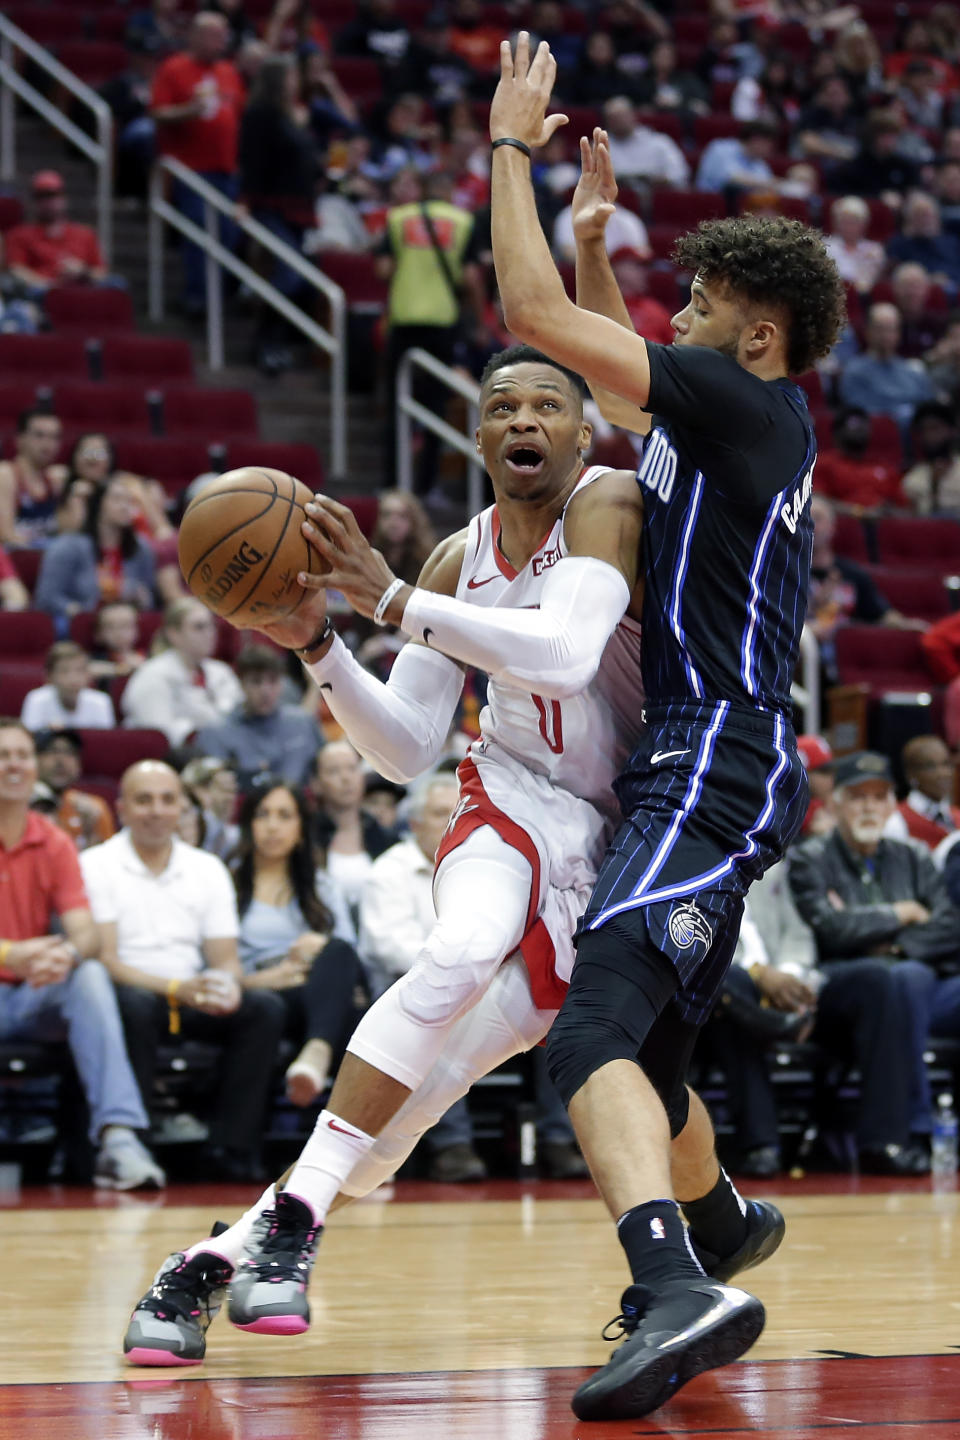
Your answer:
(284, 1110), (377, 1224)
(184, 1183), (276, 1269)
(100, 1125), (137, 1147)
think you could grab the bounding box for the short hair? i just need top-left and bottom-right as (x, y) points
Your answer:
(401, 770), (460, 825)
(16, 406), (59, 436)
(479, 344), (586, 410)
(235, 644), (285, 679)
(672, 215), (847, 375)
(45, 640), (87, 675)
(0, 717), (34, 745)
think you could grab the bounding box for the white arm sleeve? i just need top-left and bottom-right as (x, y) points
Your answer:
(303, 636), (464, 784)
(401, 554), (631, 700)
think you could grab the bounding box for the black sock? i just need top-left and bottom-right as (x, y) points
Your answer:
(616, 1199), (704, 1289)
(680, 1168), (749, 1261)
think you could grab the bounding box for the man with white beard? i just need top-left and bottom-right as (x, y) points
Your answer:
(786, 750), (959, 1174)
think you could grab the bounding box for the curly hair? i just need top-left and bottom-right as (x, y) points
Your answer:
(672, 215), (847, 376)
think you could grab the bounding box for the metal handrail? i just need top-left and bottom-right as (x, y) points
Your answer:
(0, 14), (113, 264)
(148, 157), (347, 475)
(792, 625), (821, 735)
(396, 348), (485, 517)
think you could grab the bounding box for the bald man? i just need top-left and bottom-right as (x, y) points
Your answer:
(885, 735), (960, 850)
(80, 762), (285, 1182)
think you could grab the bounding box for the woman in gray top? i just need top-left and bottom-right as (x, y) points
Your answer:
(233, 779), (367, 1107)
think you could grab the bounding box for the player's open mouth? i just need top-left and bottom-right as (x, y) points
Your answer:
(504, 443), (546, 475)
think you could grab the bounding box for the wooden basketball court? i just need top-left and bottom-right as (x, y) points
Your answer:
(1, 1174), (958, 1438)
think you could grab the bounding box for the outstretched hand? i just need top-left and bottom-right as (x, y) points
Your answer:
(301, 497), (410, 623)
(489, 31), (568, 150)
(572, 128), (618, 245)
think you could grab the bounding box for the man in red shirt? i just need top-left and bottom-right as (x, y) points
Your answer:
(816, 407), (905, 512)
(150, 10), (245, 313)
(3, 171), (107, 293)
(609, 247), (674, 345)
(0, 719), (163, 1188)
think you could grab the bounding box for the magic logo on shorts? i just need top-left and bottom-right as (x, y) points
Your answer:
(667, 902), (713, 954)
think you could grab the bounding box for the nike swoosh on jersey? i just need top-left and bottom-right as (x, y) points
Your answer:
(650, 749), (691, 764)
(466, 574), (498, 589)
(327, 1117), (364, 1139)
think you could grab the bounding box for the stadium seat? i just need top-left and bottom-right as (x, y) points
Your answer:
(69, 610), (164, 651)
(223, 440), (324, 491)
(0, 335), (90, 382)
(817, 412), (902, 468)
(45, 287), (135, 335)
(650, 190), (726, 226)
(694, 114), (743, 146)
(648, 223), (686, 258)
(0, 611), (55, 656)
(865, 199), (898, 242)
(77, 728), (169, 781)
(330, 57), (383, 101)
(53, 42), (129, 86)
(111, 436), (216, 494)
(875, 516), (960, 575)
(316, 254), (389, 311)
(341, 493), (378, 537)
(54, 380), (153, 432)
(92, 11), (130, 40)
(100, 335), (194, 383)
(5, 6), (86, 43)
(834, 625), (932, 697)
(7, 549), (42, 597)
(0, 383), (45, 426)
(163, 387), (259, 438)
(832, 512), (870, 563)
(0, 197), (24, 233)
(866, 567), (952, 622)
(0, 663), (47, 717)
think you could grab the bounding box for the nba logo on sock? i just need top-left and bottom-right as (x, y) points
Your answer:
(650, 1217), (666, 1241)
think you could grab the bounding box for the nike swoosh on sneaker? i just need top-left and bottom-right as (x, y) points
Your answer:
(466, 575), (498, 589)
(650, 749), (690, 764)
(423, 628), (433, 645)
(656, 1285), (754, 1352)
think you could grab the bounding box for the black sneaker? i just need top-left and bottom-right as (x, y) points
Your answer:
(689, 1199), (786, 1283)
(124, 1231), (232, 1367)
(227, 1192), (321, 1335)
(571, 1277), (765, 1421)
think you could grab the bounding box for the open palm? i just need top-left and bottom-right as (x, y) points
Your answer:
(572, 129), (619, 244)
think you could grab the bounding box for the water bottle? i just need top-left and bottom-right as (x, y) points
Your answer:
(931, 1092), (959, 1179)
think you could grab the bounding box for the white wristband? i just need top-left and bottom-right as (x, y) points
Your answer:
(373, 577), (405, 626)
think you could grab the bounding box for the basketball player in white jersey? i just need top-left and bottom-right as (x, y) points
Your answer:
(124, 348), (775, 1367)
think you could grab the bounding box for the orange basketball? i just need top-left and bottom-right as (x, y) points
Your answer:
(177, 466), (325, 628)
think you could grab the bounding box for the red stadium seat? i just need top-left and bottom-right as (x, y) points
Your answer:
(111, 437), (216, 494)
(92, 11), (130, 40)
(223, 440), (324, 491)
(0, 383), (45, 425)
(341, 494), (378, 537)
(0, 662), (48, 717)
(694, 114), (743, 146)
(817, 413), (902, 468)
(834, 625), (932, 697)
(866, 567), (952, 622)
(831, 512), (870, 563)
(7, 549), (42, 597)
(648, 223), (685, 259)
(5, 7), (85, 43)
(78, 728), (169, 781)
(0, 335), (90, 381)
(54, 381), (153, 432)
(650, 190), (726, 226)
(330, 57), (382, 101)
(69, 609), (164, 651)
(865, 199), (897, 242)
(0, 197), (24, 233)
(163, 387), (259, 438)
(647, 269), (684, 309)
(54, 42), (129, 86)
(45, 287), (135, 335)
(100, 336), (194, 383)
(875, 516), (960, 575)
(317, 254), (389, 311)
(0, 611), (55, 656)
(673, 14), (711, 44)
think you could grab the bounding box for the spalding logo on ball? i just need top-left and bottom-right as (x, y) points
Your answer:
(177, 467), (327, 628)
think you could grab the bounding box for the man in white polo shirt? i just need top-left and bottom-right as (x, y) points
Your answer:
(81, 760), (285, 1181)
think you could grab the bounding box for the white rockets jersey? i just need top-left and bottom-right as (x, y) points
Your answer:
(456, 465), (644, 820)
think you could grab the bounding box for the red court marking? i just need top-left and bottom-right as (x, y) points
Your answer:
(2, 1357), (960, 1439)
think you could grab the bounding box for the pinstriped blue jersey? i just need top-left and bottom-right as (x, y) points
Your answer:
(637, 343), (816, 716)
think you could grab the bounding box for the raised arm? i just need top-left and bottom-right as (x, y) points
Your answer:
(490, 35), (653, 410)
(573, 130), (653, 436)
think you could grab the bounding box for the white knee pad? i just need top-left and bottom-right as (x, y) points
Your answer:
(347, 828), (535, 1092)
(342, 954), (556, 1198)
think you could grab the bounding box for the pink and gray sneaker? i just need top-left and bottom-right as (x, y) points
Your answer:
(123, 1236), (233, 1367)
(227, 1192), (321, 1335)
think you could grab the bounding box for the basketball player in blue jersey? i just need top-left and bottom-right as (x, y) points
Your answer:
(485, 35), (847, 1421)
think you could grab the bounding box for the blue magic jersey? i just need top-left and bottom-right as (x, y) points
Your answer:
(637, 343), (816, 716)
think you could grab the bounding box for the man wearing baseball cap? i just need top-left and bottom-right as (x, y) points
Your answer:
(789, 750), (960, 1172)
(4, 172), (108, 293)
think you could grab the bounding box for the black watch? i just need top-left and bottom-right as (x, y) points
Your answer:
(297, 617), (333, 659)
